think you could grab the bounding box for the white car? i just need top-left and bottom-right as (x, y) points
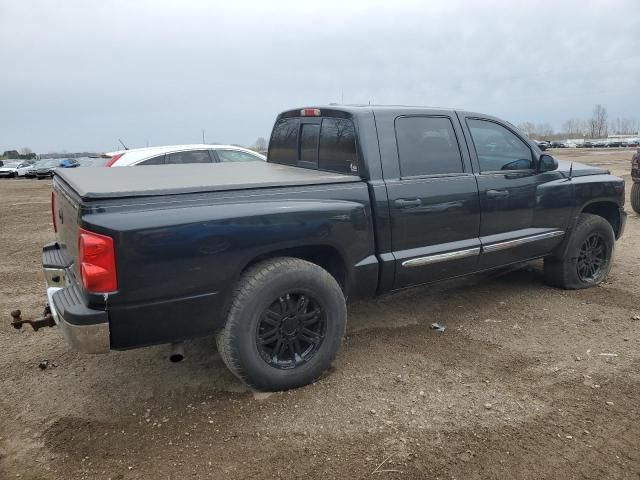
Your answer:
(0, 161), (33, 178)
(102, 144), (266, 167)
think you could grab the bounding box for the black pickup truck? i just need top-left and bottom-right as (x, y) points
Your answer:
(41, 106), (626, 391)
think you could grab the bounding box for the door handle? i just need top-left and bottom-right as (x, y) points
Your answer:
(486, 189), (510, 199)
(395, 198), (422, 208)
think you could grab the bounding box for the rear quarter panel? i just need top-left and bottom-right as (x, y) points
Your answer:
(81, 183), (375, 348)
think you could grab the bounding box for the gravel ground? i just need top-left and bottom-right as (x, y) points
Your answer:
(1, 149), (639, 479)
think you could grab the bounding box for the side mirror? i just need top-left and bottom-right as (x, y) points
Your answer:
(539, 154), (558, 172)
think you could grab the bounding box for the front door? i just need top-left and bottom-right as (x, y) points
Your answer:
(383, 114), (481, 289)
(460, 116), (568, 269)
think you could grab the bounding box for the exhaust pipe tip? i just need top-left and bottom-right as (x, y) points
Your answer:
(169, 342), (185, 363)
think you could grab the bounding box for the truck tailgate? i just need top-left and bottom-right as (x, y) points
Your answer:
(51, 178), (81, 275)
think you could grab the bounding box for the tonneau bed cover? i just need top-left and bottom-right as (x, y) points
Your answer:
(55, 161), (361, 200)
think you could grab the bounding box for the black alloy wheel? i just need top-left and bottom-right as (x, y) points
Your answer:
(256, 292), (326, 370)
(576, 234), (607, 283)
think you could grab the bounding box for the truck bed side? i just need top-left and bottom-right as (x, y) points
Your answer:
(53, 178), (377, 349)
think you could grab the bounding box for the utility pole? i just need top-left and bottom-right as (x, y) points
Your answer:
(202, 129), (206, 144)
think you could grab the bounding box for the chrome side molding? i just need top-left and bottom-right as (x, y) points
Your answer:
(401, 230), (565, 268)
(402, 247), (481, 268)
(482, 230), (564, 253)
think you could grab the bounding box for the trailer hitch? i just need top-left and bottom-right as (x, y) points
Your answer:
(10, 306), (56, 331)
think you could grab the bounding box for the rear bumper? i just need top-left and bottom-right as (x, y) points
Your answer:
(43, 243), (110, 354)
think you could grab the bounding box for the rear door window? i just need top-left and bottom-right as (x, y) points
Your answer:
(138, 155), (166, 165)
(216, 150), (262, 162)
(166, 150), (213, 164)
(395, 116), (464, 177)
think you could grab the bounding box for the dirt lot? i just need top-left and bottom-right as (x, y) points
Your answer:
(1, 150), (639, 480)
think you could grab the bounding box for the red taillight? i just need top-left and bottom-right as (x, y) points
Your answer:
(105, 153), (124, 167)
(51, 191), (57, 233)
(78, 228), (117, 293)
(300, 108), (321, 117)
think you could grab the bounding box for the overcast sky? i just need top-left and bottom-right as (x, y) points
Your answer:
(1, 0), (639, 153)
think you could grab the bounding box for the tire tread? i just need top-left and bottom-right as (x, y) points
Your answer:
(216, 257), (345, 390)
(631, 183), (640, 214)
(544, 213), (614, 290)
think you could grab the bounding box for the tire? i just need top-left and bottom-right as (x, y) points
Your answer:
(544, 213), (615, 289)
(631, 183), (640, 214)
(216, 257), (346, 391)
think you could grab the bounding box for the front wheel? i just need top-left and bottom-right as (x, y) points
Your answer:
(631, 183), (640, 214)
(544, 213), (615, 289)
(216, 257), (346, 391)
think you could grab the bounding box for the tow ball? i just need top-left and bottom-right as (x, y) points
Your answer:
(10, 306), (56, 331)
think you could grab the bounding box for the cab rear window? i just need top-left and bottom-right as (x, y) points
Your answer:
(268, 117), (358, 174)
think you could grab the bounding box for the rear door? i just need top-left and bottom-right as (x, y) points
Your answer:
(376, 111), (481, 289)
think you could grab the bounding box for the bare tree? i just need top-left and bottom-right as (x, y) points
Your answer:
(517, 122), (536, 138)
(562, 119), (585, 137)
(609, 117), (639, 135)
(589, 104), (608, 138)
(252, 137), (267, 151)
(536, 122), (554, 138)
(517, 122), (553, 139)
(19, 147), (33, 155)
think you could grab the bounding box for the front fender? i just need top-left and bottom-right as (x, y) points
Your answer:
(552, 174), (625, 258)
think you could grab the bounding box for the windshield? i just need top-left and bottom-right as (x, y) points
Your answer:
(2, 161), (21, 168)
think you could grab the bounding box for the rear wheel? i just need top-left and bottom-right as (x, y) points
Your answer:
(544, 213), (615, 289)
(216, 257), (346, 391)
(631, 183), (640, 214)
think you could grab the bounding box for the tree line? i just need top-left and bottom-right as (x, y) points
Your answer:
(518, 104), (639, 140)
(1, 147), (36, 160)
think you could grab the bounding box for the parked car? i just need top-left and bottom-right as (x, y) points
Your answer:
(550, 141), (567, 148)
(38, 105), (626, 391)
(102, 144), (266, 167)
(30, 158), (79, 179)
(592, 140), (607, 148)
(632, 149), (640, 213)
(0, 160), (33, 178)
(534, 140), (549, 150)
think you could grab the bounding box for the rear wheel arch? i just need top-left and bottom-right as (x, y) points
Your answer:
(241, 245), (349, 294)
